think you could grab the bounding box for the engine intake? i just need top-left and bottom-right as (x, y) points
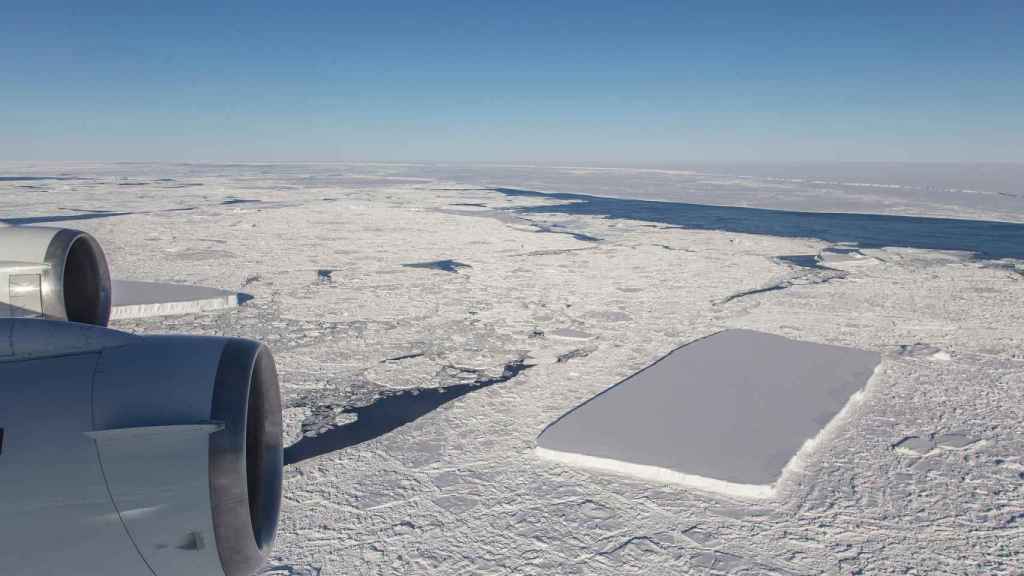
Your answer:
(0, 226), (111, 325)
(0, 319), (283, 576)
(209, 339), (284, 575)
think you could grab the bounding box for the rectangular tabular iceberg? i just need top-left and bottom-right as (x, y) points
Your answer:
(110, 280), (241, 320)
(536, 329), (880, 498)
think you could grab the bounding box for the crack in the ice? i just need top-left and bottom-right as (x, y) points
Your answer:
(402, 259), (472, 273)
(557, 348), (593, 363)
(719, 254), (848, 304)
(517, 216), (602, 242)
(383, 352), (425, 362)
(719, 270), (847, 304)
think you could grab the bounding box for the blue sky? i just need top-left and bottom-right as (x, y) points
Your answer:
(2, 1), (1022, 163)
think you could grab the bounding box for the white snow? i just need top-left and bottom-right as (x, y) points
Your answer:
(534, 446), (776, 499)
(2, 161), (1022, 575)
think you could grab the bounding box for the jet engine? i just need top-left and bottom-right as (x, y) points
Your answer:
(0, 318), (283, 576)
(0, 226), (112, 325)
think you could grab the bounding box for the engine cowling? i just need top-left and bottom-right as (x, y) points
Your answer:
(0, 226), (111, 326)
(0, 319), (283, 576)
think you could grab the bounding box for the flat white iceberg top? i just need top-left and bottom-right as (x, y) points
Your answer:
(537, 329), (880, 493)
(110, 280), (241, 320)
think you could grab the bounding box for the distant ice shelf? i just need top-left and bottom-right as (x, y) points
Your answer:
(110, 280), (245, 320)
(536, 329), (881, 498)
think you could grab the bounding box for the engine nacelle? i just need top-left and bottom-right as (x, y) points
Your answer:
(0, 319), (283, 576)
(0, 226), (111, 325)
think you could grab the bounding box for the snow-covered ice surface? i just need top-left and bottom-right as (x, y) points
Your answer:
(110, 279), (243, 320)
(2, 162), (1023, 574)
(536, 329), (881, 498)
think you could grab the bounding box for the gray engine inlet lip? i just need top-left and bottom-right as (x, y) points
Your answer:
(209, 338), (283, 576)
(42, 228), (112, 326)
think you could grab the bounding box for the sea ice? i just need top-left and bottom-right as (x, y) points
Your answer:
(5, 162), (1021, 573)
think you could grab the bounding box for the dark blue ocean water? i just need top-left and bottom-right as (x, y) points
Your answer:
(494, 188), (1024, 261)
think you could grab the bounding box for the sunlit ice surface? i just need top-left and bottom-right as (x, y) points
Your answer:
(2, 161), (1022, 575)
